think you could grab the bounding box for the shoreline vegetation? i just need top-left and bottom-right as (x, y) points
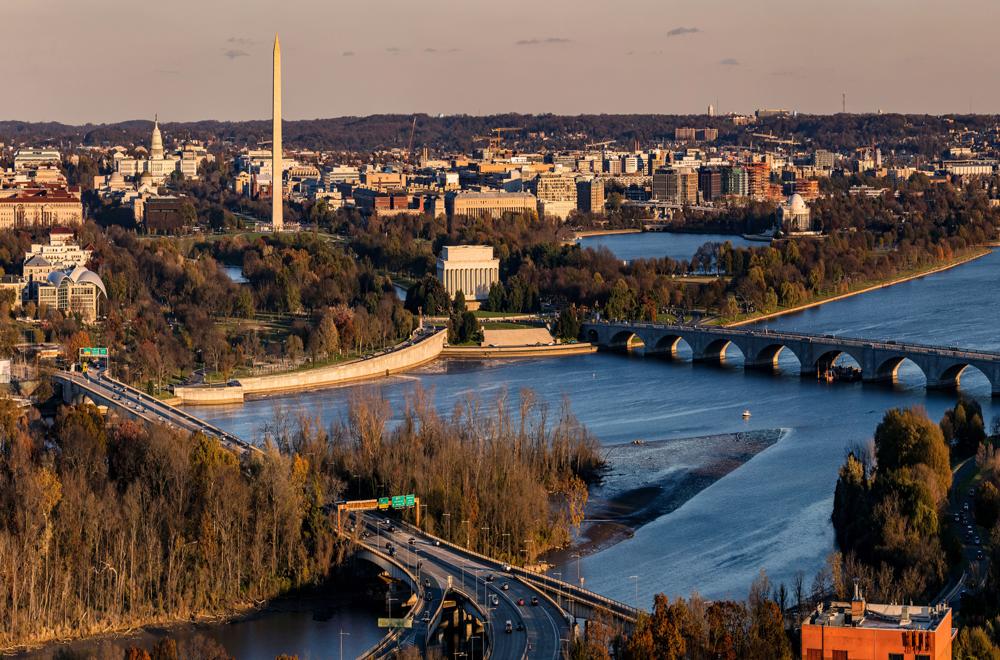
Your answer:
(723, 246), (992, 327)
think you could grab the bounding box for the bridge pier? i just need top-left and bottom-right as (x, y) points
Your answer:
(691, 339), (729, 363)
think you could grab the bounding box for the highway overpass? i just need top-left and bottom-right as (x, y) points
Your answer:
(584, 320), (1000, 395)
(353, 511), (638, 660)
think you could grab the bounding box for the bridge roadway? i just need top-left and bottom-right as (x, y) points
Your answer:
(584, 321), (1000, 395)
(357, 511), (569, 660)
(54, 369), (255, 453)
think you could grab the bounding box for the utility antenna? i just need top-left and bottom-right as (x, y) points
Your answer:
(842, 93), (845, 114)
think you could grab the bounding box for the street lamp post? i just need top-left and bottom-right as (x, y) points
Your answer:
(631, 575), (639, 612)
(502, 533), (510, 560)
(463, 520), (470, 548)
(573, 553), (582, 587)
(554, 572), (562, 608)
(481, 526), (489, 554)
(443, 513), (451, 540)
(339, 630), (349, 660)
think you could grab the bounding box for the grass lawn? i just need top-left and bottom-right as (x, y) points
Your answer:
(480, 322), (532, 329)
(473, 311), (530, 318)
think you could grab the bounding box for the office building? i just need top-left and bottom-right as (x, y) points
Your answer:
(14, 149), (61, 171)
(813, 150), (836, 170)
(0, 188), (83, 228)
(698, 167), (724, 201)
(436, 245), (499, 304)
(145, 196), (187, 233)
(652, 167), (698, 205)
(445, 191), (536, 219)
(801, 585), (953, 660)
(524, 172), (577, 204)
(576, 178), (604, 214)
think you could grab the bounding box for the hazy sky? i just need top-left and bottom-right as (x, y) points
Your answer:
(4, 0), (1000, 124)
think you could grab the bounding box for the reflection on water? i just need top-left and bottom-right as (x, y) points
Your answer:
(223, 266), (247, 284)
(579, 232), (752, 263)
(183, 248), (1000, 610)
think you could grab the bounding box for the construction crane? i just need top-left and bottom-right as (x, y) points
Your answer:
(586, 140), (615, 150)
(472, 126), (521, 153)
(407, 117), (417, 164)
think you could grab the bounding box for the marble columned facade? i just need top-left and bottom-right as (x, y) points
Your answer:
(436, 245), (500, 302)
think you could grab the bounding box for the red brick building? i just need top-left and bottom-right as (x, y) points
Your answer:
(802, 585), (955, 660)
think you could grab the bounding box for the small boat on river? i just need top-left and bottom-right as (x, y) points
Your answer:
(742, 410), (751, 418)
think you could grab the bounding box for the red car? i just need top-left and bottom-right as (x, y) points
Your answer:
(532, 597), (539, 606)
(518, 598), (524, 606)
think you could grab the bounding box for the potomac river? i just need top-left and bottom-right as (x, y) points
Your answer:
(187, 234), (1000, 617)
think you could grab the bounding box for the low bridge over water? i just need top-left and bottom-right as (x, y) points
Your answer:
(584, 321), (1000, 395)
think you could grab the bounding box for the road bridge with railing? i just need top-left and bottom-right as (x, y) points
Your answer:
(53, 369), (256, 453)
(583, 321), (1000, 394)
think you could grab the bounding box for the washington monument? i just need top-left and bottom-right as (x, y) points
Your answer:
(272, 35), (283, 232)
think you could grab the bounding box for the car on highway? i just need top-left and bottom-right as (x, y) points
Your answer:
(433, 540), (441, 547)
(971, 489), (977, 497)
(422, 614), (431, 623)
(388, 547), (396, 557)
(408, 537), (416, 545)
(385, 542), (393, 550)
(485, 574), (494, 583)
(490, 595), (499, 606)
(964, 503), (970, 511)
(531, 597), (538, 606)
(517, 621), (523, 631)
(425, 592), (433, 601)
(979, 551), (985, 560)
(425, 579), (432, 588)
(501, 582), (509, 591)
(517, 598), (524, 606)
(505, 620), (512, 633)
(976, 536), (981, 545)
(955, 514), (960, 522)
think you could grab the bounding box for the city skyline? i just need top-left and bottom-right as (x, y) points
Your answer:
(5, 0), (1000, 124)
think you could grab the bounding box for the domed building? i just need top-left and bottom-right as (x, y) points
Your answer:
(776, 193), (812, 232)
(114, 117), (212, 184)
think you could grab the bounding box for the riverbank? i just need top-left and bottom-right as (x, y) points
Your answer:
(571, 228), (642, 237)
(442, 343), (597, 358)
(542, 429), (786, 568)
(723, 247), (992, 328)
(4, 574), (387, 660)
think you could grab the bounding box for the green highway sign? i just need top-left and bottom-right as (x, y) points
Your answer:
(378, 497), (390, 509)
(392, 495), (405, 508)
(378, 618), (412, 628)
(79, 347), (108, 357)
(405, 494), (415, 507)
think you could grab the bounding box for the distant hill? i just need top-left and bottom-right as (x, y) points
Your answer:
(0, 112), (990, 156)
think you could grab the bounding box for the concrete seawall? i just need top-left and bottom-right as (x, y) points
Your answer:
(173, 330), (447, 405)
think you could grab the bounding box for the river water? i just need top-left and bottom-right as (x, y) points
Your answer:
(180, 234), (998, 626)
(578, 232), (753, 263)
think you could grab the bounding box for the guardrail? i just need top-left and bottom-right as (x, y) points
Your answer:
(389, 516), (636, 623)
(95, 371), (257, 452)
(356, 544), (424, 660)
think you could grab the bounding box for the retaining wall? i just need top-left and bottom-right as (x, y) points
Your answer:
(174, 330), (446, 405)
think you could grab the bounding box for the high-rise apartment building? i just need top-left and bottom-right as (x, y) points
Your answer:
(652, 167), (698, 204)
(813, 150), (836, 170)
(575, 178), (605, 214)
(723, 166), (748, 197)
(698, 167), (724, 202)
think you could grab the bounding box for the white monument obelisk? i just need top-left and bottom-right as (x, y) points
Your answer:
(272, 35), (283, 232)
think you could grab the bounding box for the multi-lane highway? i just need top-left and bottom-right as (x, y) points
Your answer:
(355, 511), (571, 660)
(55, 368), (255, 453)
